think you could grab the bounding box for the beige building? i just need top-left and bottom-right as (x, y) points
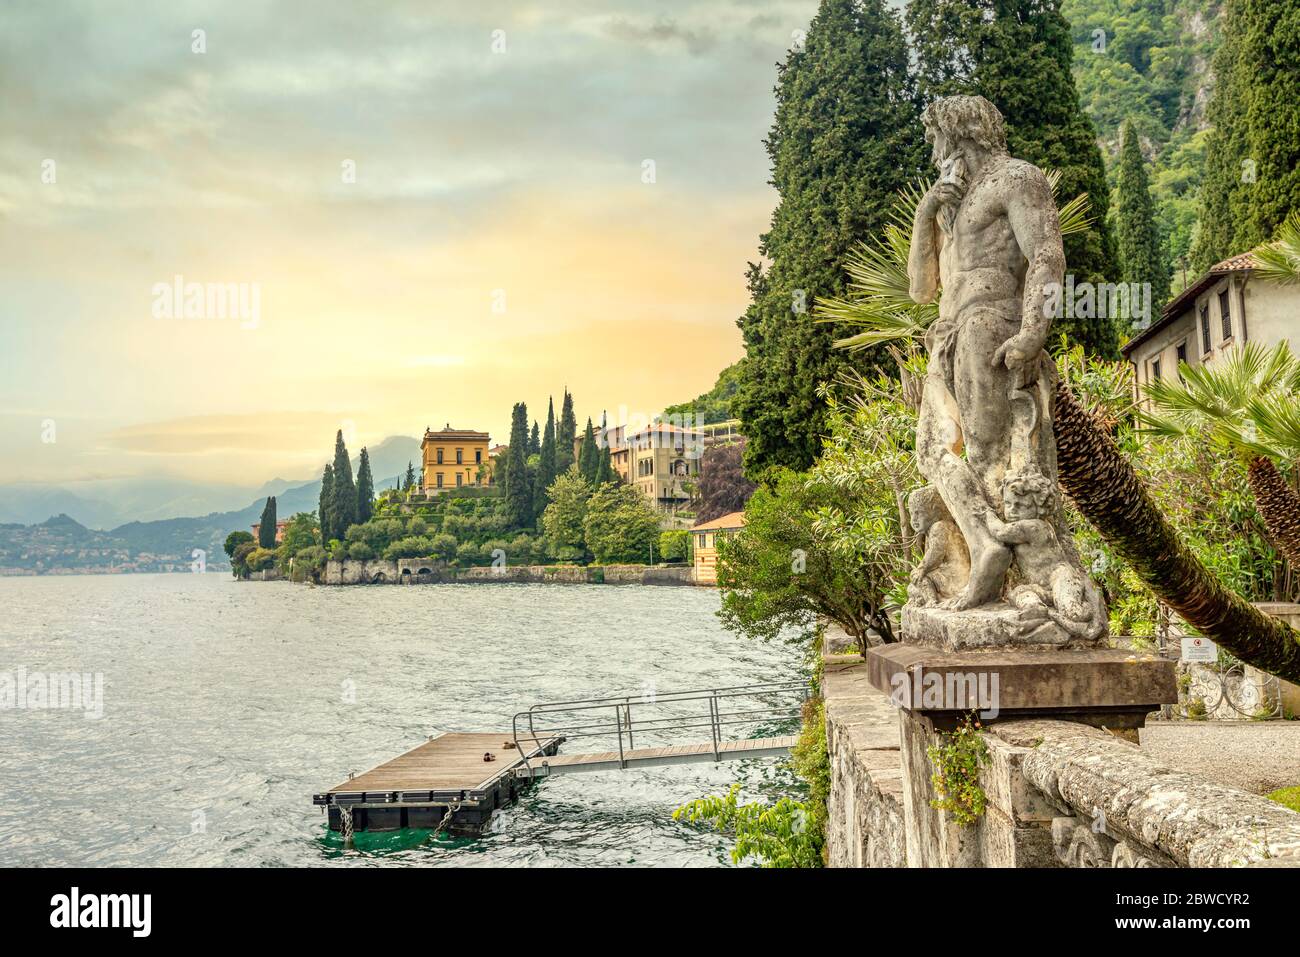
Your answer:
(575, 420), (705, 514)
(692, 511), (745, 584)
(626, 423), (703, 512)
(420, 425), (491, 494)
(1122, 252), (1295, 394)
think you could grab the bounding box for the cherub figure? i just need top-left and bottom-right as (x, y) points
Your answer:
(907, 486), (970, 607)
(987, 467), (1106, 641)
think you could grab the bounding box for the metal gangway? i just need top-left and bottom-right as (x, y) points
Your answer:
(510, 679), (809, 778)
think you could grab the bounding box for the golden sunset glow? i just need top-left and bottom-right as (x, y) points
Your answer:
(0, 1), (817, 493)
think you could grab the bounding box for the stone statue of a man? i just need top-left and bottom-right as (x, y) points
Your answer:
(904, 94), (1106, 649)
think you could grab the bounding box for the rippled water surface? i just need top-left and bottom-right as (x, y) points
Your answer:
(0, 574), (805, 866)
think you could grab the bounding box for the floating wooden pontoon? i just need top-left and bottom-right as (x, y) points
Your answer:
(314, 732), (563, 836)
(313, 681), (808, 837)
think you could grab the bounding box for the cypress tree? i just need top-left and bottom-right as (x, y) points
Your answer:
(557, 389), (577, 473)
(906, 0), (1119, 355)
(258, 496), (277, 548)
(319, 463), (334, 543)
(330, 430), (357, 537)
(1115, 120), (1171, 322)
(578, 418), (600, 482)
(597, 445), (614, 485)
(529, 420), (541, 456)
(403, 460), (415, 492)
(1237, 0), (1300, 255)
(355, 447), (375, 524)
(535, 397), (558, 520)
(1192, 0), (1300, 270)
(505, 402), (533, 529)
(733, 0), (926, 474)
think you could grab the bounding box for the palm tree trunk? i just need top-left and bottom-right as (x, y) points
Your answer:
(1246, 455), (1300, 567)
(1053, 380), (1300, 683)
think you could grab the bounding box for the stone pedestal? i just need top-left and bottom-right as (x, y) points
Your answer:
(865, 642), (1177, 867)
(866, 643), (1177, 730)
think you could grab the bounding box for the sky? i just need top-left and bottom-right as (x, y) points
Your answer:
(0, 0), (819, 487)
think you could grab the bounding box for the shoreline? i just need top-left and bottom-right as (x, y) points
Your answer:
(318, 558), (704, 587)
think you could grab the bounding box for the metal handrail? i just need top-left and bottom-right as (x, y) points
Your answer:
(512, 679), (808, 776)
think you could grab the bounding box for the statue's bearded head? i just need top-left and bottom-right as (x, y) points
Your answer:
(921, 95), (1008, 170)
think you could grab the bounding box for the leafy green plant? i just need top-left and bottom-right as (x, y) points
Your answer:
(717, 379), (915, 649)
(658, 529), (691, 563)
(582, 483), (661, 564)
(926, 715), (989, 827)
(674, 784), (823, 869)
(1268, 786), (1300, 813)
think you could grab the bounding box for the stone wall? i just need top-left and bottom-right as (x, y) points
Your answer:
(822, 655), (1300, 868)
(321, 560), (698, 586)
(822, 656), (907, 867)
(324, 559), (404, 584)
(602, 564), (695, 585)
(455, 564), (589, 583)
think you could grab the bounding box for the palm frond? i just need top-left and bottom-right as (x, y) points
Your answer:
(816, 169), (1094, 350)
(1057, 191), (1093, 237)
(1137, 341), (1300, 461)
(1243, 391), (1300, 460)
(1251, 210), (1300, 285)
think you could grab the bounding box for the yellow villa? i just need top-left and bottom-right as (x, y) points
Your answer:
(421, 424), (491, 494)
(692, 510), (745, 585)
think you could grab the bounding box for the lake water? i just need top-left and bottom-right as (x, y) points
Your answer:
(0, 574), (805, 867)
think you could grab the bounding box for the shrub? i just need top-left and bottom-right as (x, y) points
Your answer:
(431, 533), (458, 561)
(245, 547), (277, 573)
(348, 541), (374, 561)
(658, 529), (690, 563)
(294, 545), (327, 571)
(717, 384), (914, 649)
(583, 484), (660, 564)
(384, 536), (434, 560)
(509, 533), (537, 565)
(1267, 786), (1300, 813)
(674, 784), (823, 869)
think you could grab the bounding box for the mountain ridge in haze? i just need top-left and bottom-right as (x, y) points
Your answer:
(0, 435), (421, 529)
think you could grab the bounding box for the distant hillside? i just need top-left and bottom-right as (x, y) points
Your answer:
(0, 466), (404, 576)
(0, 433), (420, 534)
(1063, 0), (1223, 285)
(0, 513), (193, 575)
(661, 362), (742, 426)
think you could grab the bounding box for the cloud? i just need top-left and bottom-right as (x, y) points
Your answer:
(600, 16), (719, 55)
(100, 413), (352, 456)
(0, 0), (820, 485)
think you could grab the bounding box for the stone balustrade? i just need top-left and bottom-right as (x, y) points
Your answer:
(823, 652), (1300, 868)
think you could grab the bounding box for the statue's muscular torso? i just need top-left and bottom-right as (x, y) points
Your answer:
(936, 157), (1044, 324)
